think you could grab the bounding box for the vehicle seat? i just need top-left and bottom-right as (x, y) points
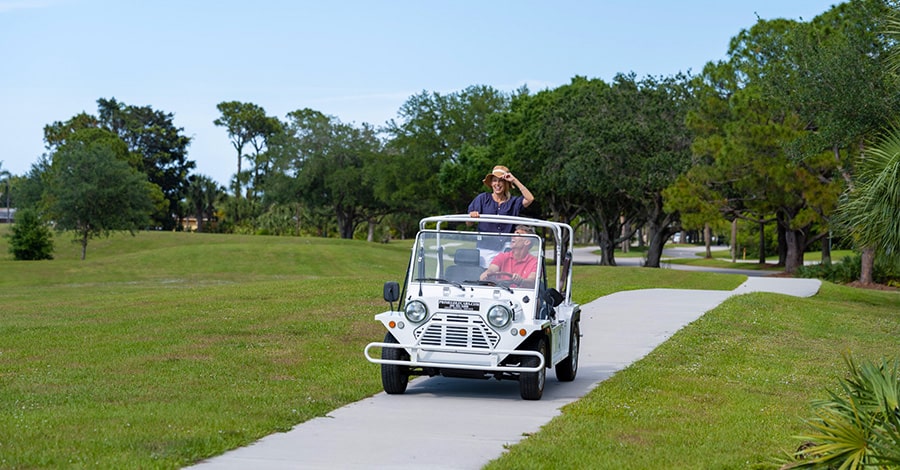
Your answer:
(444, 248), (483, 282)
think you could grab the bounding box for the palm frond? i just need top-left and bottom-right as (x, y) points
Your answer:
(790, 353), (900, 469)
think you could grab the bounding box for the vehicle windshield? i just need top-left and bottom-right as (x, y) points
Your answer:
(411, 230), (541, 290)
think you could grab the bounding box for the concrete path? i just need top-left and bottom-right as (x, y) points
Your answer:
(188, 276), (821, 470)
(571, 245), (778, 276)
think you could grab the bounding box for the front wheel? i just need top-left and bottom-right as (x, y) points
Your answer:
(381, 332), (409, 394)
(519, 337), (547, 400)
(555, 322), (580, 382)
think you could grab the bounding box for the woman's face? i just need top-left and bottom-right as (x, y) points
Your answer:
(490, 176), (508, 193)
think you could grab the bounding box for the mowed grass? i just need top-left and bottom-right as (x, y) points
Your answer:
(485, 283), (900, 470)
(1, 228), (897, 469)
(0, 230), (412, 468)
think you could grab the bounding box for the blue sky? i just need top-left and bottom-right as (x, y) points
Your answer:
(1, 0), (839, 186)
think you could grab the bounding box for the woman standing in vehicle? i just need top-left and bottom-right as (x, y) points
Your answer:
(468, 165), (535, 267)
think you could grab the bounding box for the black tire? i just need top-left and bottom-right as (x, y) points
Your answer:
(519, 337), (547, 400)
(555, 322), (580, 382)
(381, 332), (409, 394)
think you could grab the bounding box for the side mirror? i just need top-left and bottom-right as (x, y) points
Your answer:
(383, 281), (400, 302)
(544, 288), (564, 307)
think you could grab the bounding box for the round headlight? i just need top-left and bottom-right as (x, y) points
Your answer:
(487, 304), (512, 329)
(404, 300), (428, 323)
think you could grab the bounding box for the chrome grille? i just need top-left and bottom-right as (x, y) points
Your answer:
(415, 313), (500, 349)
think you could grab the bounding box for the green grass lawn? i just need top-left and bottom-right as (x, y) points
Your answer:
(1, 229), (897, 469)
(486, 282), (900, 469)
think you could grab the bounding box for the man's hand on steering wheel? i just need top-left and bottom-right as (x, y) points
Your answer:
(485, 271), (529, 286)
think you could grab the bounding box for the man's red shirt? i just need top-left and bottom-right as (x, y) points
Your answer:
(490, 251), (538, 279)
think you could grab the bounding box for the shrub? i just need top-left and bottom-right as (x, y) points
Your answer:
(785, 353), (900, 469)
(5, 208), (54, 260)
(796, 253), (900, 285)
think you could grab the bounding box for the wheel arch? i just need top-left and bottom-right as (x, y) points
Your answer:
(519, 329), (551, 366)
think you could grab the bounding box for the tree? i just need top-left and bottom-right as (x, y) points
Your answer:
(385, 85), (510, 218)
(627, 74), (695, 268)
(43, 100), (195, 230)
(185, 174), (224, 233)
(514, 74), (692, 267)
(527, 76), (630, 265)
(44, 136), (155, 260)
(13, 156), (52, 210)
(834, 128), (900, 283)
(491, 86), (580, 223)
(214, 101), (277, 201)
(824, 0), (900, 283)
(96, 98), (195, 230)
(6, 208), (54, 260)
(673, 17), (854, 274)
(274, 109), (384, 239)
(756, 0), (899, 274)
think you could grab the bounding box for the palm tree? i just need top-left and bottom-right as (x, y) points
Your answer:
(833, 7), (900, 283)
(835, 129), (900, 282)
(186, 174), (224, 232)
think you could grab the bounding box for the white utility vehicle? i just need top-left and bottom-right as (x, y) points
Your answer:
(364, 214), (581, 400)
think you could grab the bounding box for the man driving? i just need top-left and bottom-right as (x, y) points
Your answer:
(480, 225), (538, 288)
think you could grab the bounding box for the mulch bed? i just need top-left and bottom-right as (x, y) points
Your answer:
(845, 281), (899, 291)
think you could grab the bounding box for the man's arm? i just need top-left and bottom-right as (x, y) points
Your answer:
(480, 252), (507, 280)
(480, 263), (500, 280)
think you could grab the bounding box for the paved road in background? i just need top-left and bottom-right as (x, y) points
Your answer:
(189, 250), (820, 469)
(572, 245), (772, 277)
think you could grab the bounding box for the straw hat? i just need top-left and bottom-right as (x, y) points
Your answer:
(482, 165), (510, 188)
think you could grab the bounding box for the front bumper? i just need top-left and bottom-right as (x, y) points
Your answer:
(363, 341), (545, 373)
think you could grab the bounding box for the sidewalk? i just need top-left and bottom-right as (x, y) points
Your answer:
(570, 245), (787, 277)
(188, 277), (821, 469)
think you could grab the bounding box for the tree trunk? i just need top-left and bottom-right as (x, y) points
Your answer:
(758, 220), (766, 265)
(704, 223), (712, 259)
(80, 232), (88, 260)
(338, 219), (354, 239)
(783, 229), (805, 274)
(860, 246), (875, 284)
(644, 229), (668, 268)
(729, 219), (737, 262)
(598, 231), (617, 266)
(195, 209), (204, 233)
(776, 219), (787, 267)
(335, 206), (356, 239)
(367, 218), (376, 242)
(821, 231), (832, 266)
(620, 218), (630, 253)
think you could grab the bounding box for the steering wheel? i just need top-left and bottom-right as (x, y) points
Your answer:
(484, 271), (515, 287)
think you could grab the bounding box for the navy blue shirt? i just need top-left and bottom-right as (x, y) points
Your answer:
(468, 192), (525, 251)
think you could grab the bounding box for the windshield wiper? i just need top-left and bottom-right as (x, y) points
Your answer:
(413, 277), (465, 291)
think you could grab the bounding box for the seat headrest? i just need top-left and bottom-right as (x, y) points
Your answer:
(454, 248), (480, 265)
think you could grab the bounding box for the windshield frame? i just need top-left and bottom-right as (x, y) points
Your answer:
(409, 229), (543, 292)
